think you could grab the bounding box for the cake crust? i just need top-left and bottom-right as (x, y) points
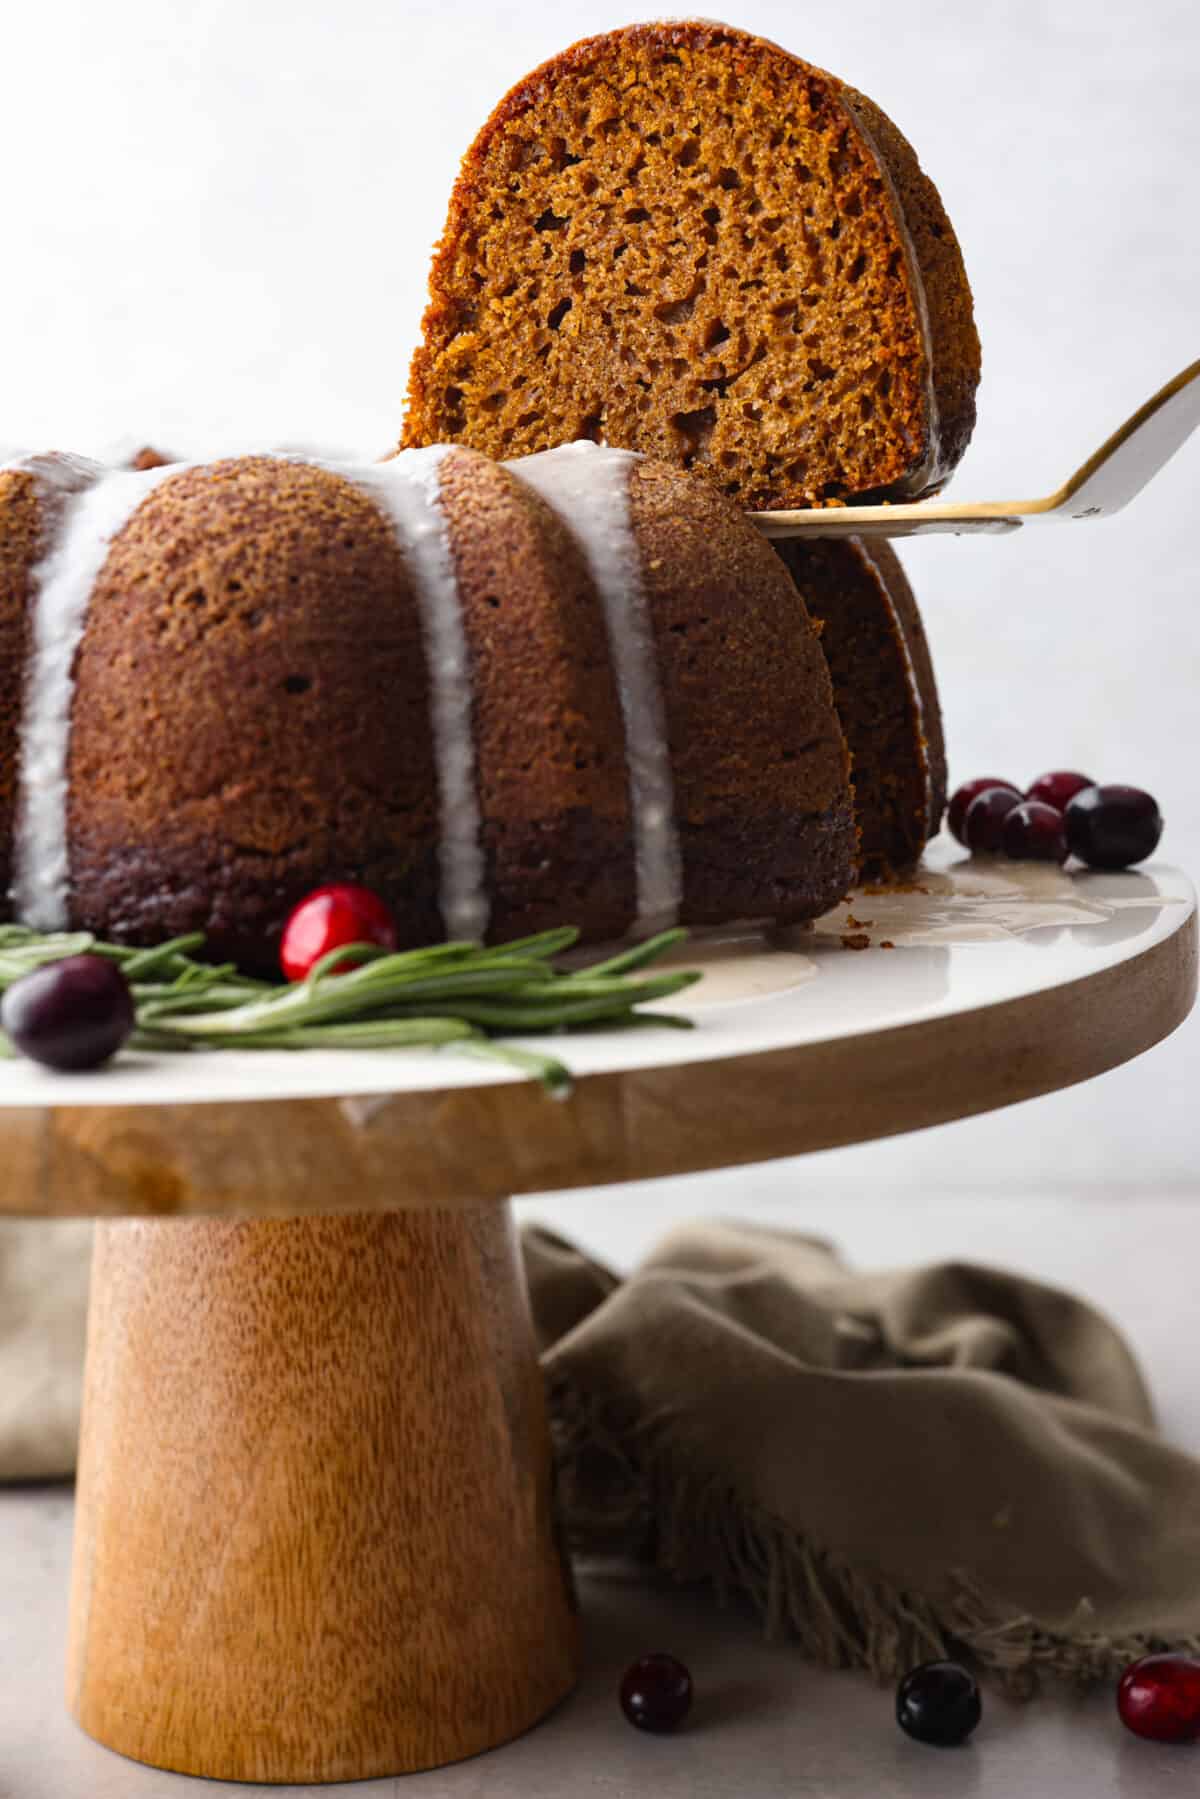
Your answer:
(437, 446), (638, 943)
(0, 470), (41, 912)
(861, 535), (948, 847)
(838, 88), (979, 481)
(772, 534), (947, 875)
(5, 446), (861, 964)
(628, 458), (858, 920)
(66, 457), (443, 969)
(403, 20), (980, 508)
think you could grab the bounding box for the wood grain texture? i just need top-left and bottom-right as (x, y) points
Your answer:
(2, 907), (1194, 1219)
(67, 1207), (578, 1782)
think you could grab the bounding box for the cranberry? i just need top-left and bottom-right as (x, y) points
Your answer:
(619, 1653), (693, 1733)
(1, 955), (135, 1071)
(1066, 785), (1163, 870)
(948, 777), (1018, 846)
(896, 1660), (982, 1747)
(1118, 1653), (1200, 1743)
(280, 883), (398, 981)
(1025, 769), (1095, 811)
(963, 785), (1022, 853)
(1001, 801), (1069, 864)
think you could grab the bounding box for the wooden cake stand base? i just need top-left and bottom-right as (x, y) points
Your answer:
(66, 1207), (578, 1783)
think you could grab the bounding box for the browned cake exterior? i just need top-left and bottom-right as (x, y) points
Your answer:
(67, 458), (444, 967)
(402, 20), (980, 509)
(772, 535), (947, 875)
(443, 451), (855, 936)
(433, 448), (636, 942)
(4, 448), (856, 966)
(0, 469), (40, 909)
(629, 460), (857, 920)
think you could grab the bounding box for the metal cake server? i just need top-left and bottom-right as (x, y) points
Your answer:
(751, 356), (1200, 539)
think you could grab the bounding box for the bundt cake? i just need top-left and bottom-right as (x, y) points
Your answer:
(0, 443), (858, 969)
(772, 536), (946, 875)
(402, 20), (980, 510)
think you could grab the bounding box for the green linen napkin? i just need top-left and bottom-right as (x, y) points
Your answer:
(524, 1220), (1200, 1689)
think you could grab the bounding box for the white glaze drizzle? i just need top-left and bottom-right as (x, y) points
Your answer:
(506, 441), (682, 933)
(851, 534), (935, 836)
(5, 455), (186, 928)
(327, 448), (489, 942)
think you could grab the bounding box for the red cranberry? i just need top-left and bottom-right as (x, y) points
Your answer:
(1118, 1653), (1200, 1743)
(1066, 785), (1163, 870)
(1001, 801), (1069, 864)
(963, 785), (1022, 853)
(896, 1660), (982, 1747)
(1025, 769), (1095, 811)
(1, 955), (135, 1071)
(619, 1653), (693, 1733)
(948, 777), (1018, 846)
(280, 883), (398, 981)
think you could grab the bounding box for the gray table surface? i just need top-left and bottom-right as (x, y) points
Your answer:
(1, 1478), (1193, 1799)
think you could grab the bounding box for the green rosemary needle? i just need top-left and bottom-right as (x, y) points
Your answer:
(0, 925), (700, 1092)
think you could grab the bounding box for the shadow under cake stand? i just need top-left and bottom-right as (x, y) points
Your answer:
(0, 849), (1193, 1785)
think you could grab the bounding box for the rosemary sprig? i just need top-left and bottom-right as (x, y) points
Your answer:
(0, 925), (699, 1092)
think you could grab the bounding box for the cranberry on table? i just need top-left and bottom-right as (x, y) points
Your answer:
(948, 777), (1018, 846)
(1118, 1653), (1200, 1742)
(1025, 769), (1095, 812)
(1, 955), (135, 1071)
(619, 1653), (693, 1733)
(896, 1660), (982, 1747)
(1001, 800), (1069, 865)
(280, 883), (399, 981)
(1065, 785), (1163, 870)
(963, 785), (1023, 853)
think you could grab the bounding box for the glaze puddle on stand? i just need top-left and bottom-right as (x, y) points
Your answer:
(808, 860), (1187, 949)
(657, 931), (817, 1008)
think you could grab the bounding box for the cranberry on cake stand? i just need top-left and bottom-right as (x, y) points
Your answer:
(0, 846), (1192, 1785)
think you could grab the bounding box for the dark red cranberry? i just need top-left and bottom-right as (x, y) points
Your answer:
(619, 1653), (693, 1733)
(1001, 801), (1069, 864)
(963, 785), (1022, 853)
(948, 777), (1018, 846)
(1118, 1653), (1200, 1742)
(1, 955), (135, 1071)
(280, 883), (398, 981)
(896, 1660), (982, 1747)
(1066, 785), (1163, 870)
(1025, 769), (1095, 811)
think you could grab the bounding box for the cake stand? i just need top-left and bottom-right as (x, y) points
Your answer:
(0, 849), (1193, 1785)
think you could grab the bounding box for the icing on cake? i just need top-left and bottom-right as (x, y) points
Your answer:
(507, 442), (682, 933)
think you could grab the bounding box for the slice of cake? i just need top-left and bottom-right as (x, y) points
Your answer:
(402, 20), (980, 509)
(772, 536), (947, 875)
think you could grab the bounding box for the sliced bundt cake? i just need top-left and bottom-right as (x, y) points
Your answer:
(0, 445), (856, 968)
(402, 20), (980, 509)
(771, 536), (947, 875)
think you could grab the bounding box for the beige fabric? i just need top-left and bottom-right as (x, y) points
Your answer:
(524, 1221), (1200, 1687)
(0, 1220), (91, 1478)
